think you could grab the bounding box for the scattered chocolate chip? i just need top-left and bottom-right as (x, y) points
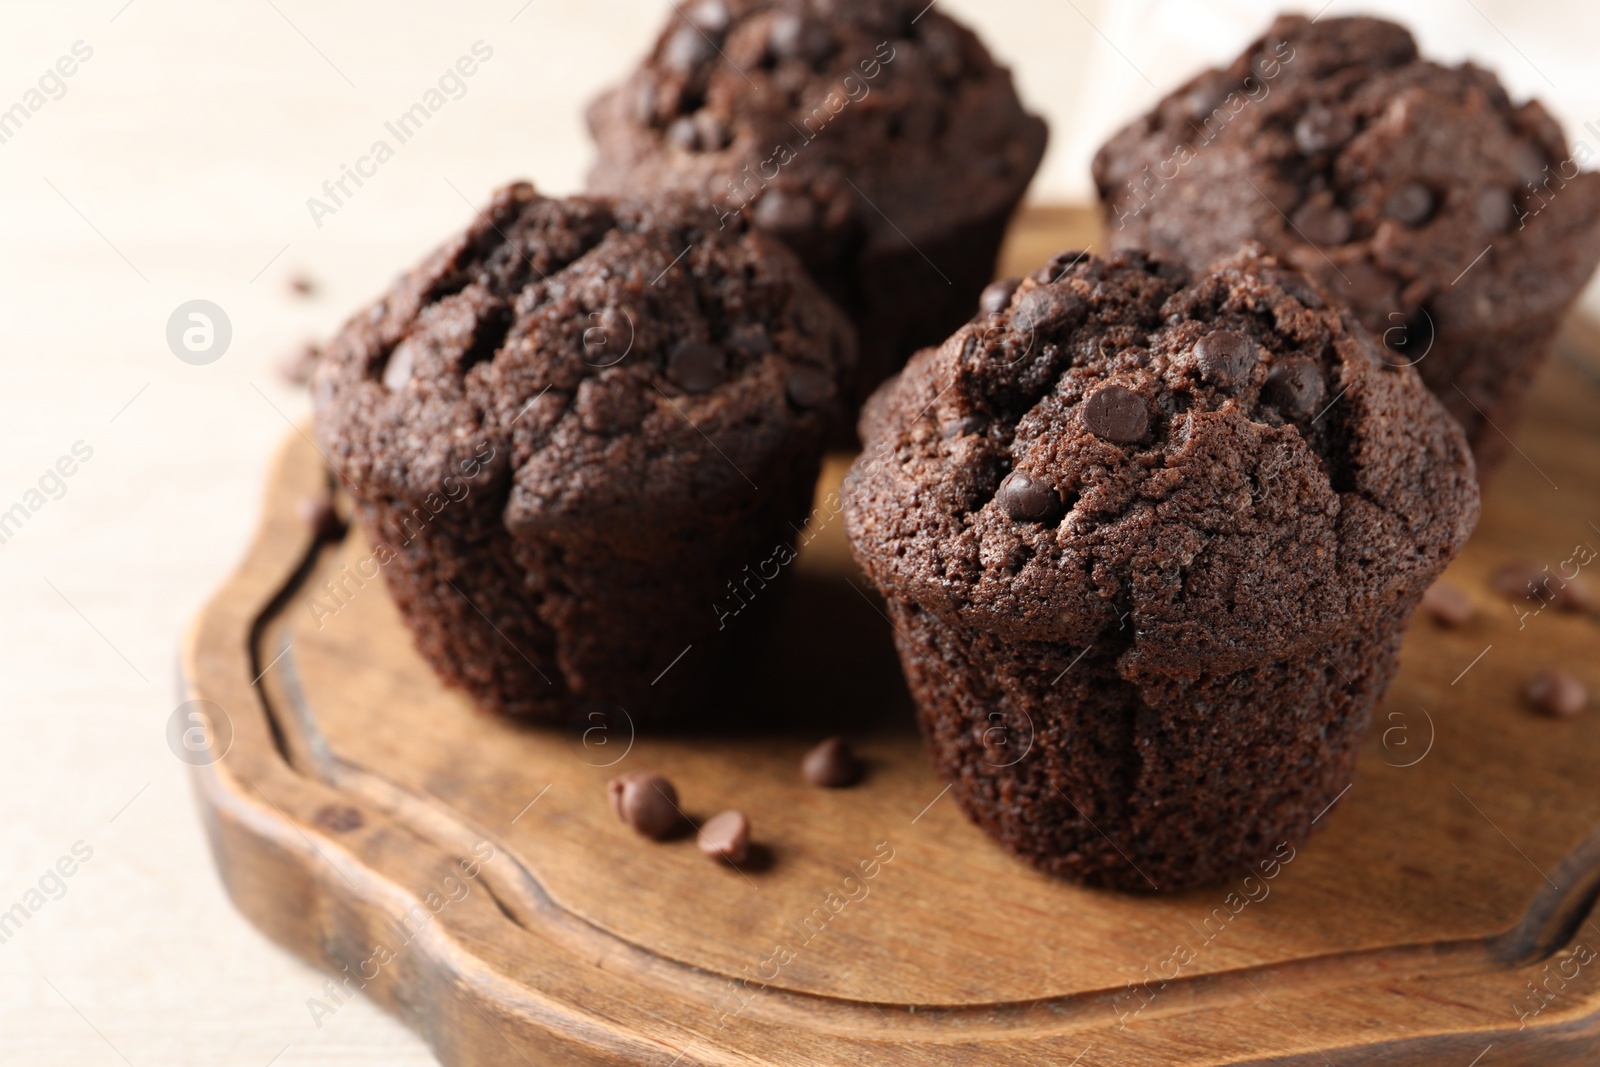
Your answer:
(1263, 357), (1326, 419)
(697, 810), (751, 864)
(277, 341), (321, 387)
(298, 494), (347, 541)
(1009, 286), (1085, 338)
(769, 14), (833, 63)
(1526, 669), (1588, 718)
(1495, 561), (1596, 612)
(979, 278), (1021, 316)
(382, 344), (415, 391)
(314, 804), (364, 833)
(1292, 196), (1352, 246)
(1081, 385), (1148, 443)
(666, 116), (701, 150)
(607, 772), (682, 839)
(1384, 183), (1434, 226)
(663, 23), (716, 72)
(667, 340), (726, 393)
(802, 737), (863, 787)
(996, 470), (1059, 522)
(1194, 329), (1258, 388)
(1294, 105), (1355, 154)
(753, 188), (818, 233)
(1420, 581), (1474, 627)
(785, 365), (834, 408)
(288, 271), (318, 298)
(1475, 187), (1513, 233)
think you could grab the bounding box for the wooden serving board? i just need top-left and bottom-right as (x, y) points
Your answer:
(182, 206), (1600, 1066)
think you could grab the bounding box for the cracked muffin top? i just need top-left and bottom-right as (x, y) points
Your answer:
(1093, 14), (1600, 345)
(843, 247), (1479, 677)
(585, 0), (1047, 267)
(313, 183), (855, 530)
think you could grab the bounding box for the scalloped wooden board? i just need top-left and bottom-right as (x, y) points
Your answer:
(182, 205), (1600, 1065)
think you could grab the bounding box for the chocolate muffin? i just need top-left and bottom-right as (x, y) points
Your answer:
(313, 183), (854, 721)
(843, 247), (1479, 890)
(1093, 14), (1600, 473)
(586, 0), (1047, 412)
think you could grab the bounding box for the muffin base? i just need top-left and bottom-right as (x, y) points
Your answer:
(1423, 315), (1566, 477)
(888, 598), (1414, 891)
(348, 461), (819, 723)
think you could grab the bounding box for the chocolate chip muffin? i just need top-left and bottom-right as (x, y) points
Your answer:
(1093, 14), (1600, 473)
(843, 247), (1479, 890)
(586, 0), (1047, 413)
(313, 183), (854, 721)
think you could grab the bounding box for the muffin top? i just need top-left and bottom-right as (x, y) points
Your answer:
(585, 0), (1047, 268)
(1093, 15), (1600, 343)
(313, 183), (854, 530)
(843, 248), (1479, 677)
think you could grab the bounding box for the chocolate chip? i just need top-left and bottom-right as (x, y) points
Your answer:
(785, 365), (833, 408)
(996, 470), (1060, 522)
(753, 188), (818, 233)
(697, 810), (751, 864)
(802, 737), (863, 787)
(314, 804), (363, 833)
(728, 323), (773, 358)
(1494, 561), (1595, 612)
(1475, 187), (1513, 233)
(1294, 105), (1355, 154)
(979, 278), (1021, 316)
(607, 772), (682, 839)
(1010, 286), (1085, 339)
(941, 413), (985, 439)
(288, 271), (318, 298)
(1384, 183), (1434, 226)
(1262, 268), (1324, 309)
(382, 343), (415, 391)
(1526, 670), (1588, 718)
(666, 116), (701, 150)
(1194, 329), (1258, 388)
(1081, 385), (1148, 443)
(769, 14), (833, 63)
(1292, 196), (1352, 246)
(668, 341), (726, 393)
(298, 495), (347, 541)
(1263, 357), (1325, 419)
(1420, 581), (1474, 627)
(663, 23), (716, 72)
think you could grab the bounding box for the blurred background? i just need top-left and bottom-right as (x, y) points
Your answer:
(1, 1), (1595, 1062)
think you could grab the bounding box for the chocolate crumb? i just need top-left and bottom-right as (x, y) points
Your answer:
(1526, 670), (1588, 718)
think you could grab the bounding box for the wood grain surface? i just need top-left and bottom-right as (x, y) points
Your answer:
(182, 206), (1600, 1066)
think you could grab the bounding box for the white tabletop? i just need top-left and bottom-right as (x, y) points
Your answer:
(2, 1), (1595, 1063)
